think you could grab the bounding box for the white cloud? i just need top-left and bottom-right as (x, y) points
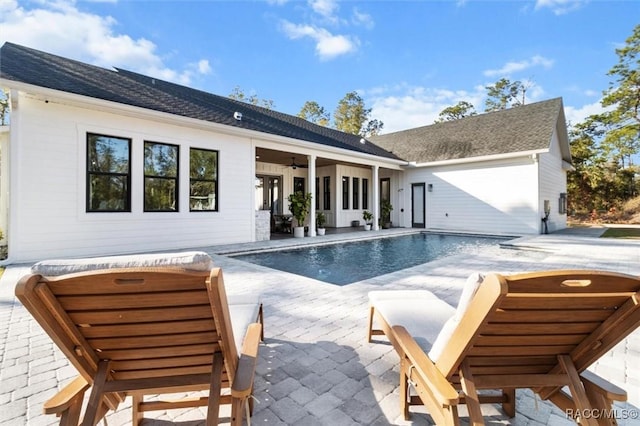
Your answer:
(308, 0), (339, 19)
(535, 0), (587, 15)
(352, 7), (374, 29)
(484, 55), (554, 78)
(365, 84), (485, 133)
(280, 20), (358, 60)
(0, 0), (212, 86)
(564, 100), (606, 127)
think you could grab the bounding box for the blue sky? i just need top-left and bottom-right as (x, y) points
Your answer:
(1, 0), (638, 133)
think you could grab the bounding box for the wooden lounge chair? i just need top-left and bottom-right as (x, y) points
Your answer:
(367, 270), (640, 425)
(16, 252), (263, 426)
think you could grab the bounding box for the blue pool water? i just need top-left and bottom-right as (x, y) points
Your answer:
(234, 233), (506, 285)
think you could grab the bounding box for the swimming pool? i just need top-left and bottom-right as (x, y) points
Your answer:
(233, 233), (506, 285)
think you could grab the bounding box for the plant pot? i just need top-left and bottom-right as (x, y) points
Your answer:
(364, 224), (371, 231)
(317, 228), (326, 236)
(293, 227), (305, 238)
(382, 222), (392, 229)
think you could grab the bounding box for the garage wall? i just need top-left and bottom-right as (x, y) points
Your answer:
(403, 157), (540, 236)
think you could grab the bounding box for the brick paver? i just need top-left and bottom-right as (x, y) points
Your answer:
(1, 230), (639, 425)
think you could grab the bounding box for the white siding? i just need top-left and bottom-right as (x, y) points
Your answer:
(11, 95), (254, 262)
(538, 128), (568, 233)
(403, 158), (540, 235)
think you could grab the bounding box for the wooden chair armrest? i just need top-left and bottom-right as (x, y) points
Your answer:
(391, 326), (459, 405)
(231, 323), (262, 398)
(43, 376), (90, 414)
(581, 370), (627, 402)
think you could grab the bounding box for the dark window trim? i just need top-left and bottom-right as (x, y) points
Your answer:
(342, 176), (349, 210)
(86, 133), (131, 213)
(190, 147), (219, 212)
(144, 141), (179, 212)
(323, 176), (331, 210)
(315, 177), (320, 210)
(352, 177), (360, 210)
(362, 178), (369, 210)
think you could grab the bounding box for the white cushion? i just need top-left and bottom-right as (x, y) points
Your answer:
(429, 273), (485, 362)
(370, 290), (455, 354)
(30, 251), (214, 276)
(228, 295), (262, 352)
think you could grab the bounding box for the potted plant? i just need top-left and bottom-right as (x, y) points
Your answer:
(288, 191), (312, 238)
(362, 210), (373, 230)
(316, 211), (326, 236)
(381, 200), (393, 229)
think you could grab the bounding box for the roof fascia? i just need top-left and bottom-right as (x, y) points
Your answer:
(3, 79), (406, 169)
(406, 148), (548, 168)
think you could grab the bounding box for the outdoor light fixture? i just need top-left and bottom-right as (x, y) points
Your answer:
(428, 184), (433, 192)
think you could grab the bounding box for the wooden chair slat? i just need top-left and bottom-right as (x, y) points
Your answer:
(502, 293), (629, 310)
(111, 355), (215, 372)
(88, 331), (219, 350)
(80, 319), (215, 338)
(69, 305), (213, 324)
(99, 343), (220, 361)
(489, 309), (611, 323)
(483, 322), (598, 335)
(59, 291), (210, 310)
(475, 334), (586, 346)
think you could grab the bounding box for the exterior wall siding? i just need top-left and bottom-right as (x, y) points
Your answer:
(538, 128), (568, 233)
(402, 158), (540, 235)
(12, 95), (253, 262)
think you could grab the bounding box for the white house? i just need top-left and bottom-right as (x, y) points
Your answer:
(0, 43), (571, 263)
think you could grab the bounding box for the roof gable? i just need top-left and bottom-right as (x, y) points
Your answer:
(371, 97), (571, 164)
(0, 42), (399, 161)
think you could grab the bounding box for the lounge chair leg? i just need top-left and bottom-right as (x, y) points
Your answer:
(400, 358), (411, 420)
(502, 388), (516, 418)
(132, 395), (143, 426)
(367, 305), (375, 342)
(230, 397), (244, 426)
(558, 355), (599, 426)
(459, 360), (484, 426)
(206, 352), (224, 426)
(82, 360), (110, 426)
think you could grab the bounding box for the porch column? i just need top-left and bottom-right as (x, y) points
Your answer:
(372, 165), (380, 231)
(308, 154), (316, 237)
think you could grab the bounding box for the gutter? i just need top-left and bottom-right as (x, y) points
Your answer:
(403, 148), (549, 168)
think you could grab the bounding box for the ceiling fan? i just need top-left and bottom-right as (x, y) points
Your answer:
(288, 157), (308, 169)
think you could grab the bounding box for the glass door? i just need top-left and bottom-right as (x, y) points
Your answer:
(411, 183), (425, 228)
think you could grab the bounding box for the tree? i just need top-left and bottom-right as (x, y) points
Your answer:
(435, 101), (477, 123)
(228, 86), (275, 109)
(0, 90), (9, 125)
(600, 23), (640, 169)
(484, 78), (526, 112)
(298, 101), (330, 127)
(333, 91), (384, 137)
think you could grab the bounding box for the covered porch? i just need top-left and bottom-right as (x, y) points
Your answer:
(253, 146), (405, 240)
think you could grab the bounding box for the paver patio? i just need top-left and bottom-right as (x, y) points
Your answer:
(1, 229), (639, 425)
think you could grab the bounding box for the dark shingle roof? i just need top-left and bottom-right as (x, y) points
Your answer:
(0, 42), (400, 161)
(370, 97), (568, 163)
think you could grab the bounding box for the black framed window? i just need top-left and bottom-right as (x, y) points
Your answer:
(362, 178), (369, 210)
(294, 177), (305, 193)
(190, 148), (218, 211)
(323, 176), (331, 210)
(315, 177), (320, 210)
(342, 176), (349, 210)
(144, 141), (178, 212)
(87, 133), (131, 212)
(352, 177), (360, 210)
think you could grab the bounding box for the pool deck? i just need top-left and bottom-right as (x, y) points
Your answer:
(1, 228), (640, 425)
